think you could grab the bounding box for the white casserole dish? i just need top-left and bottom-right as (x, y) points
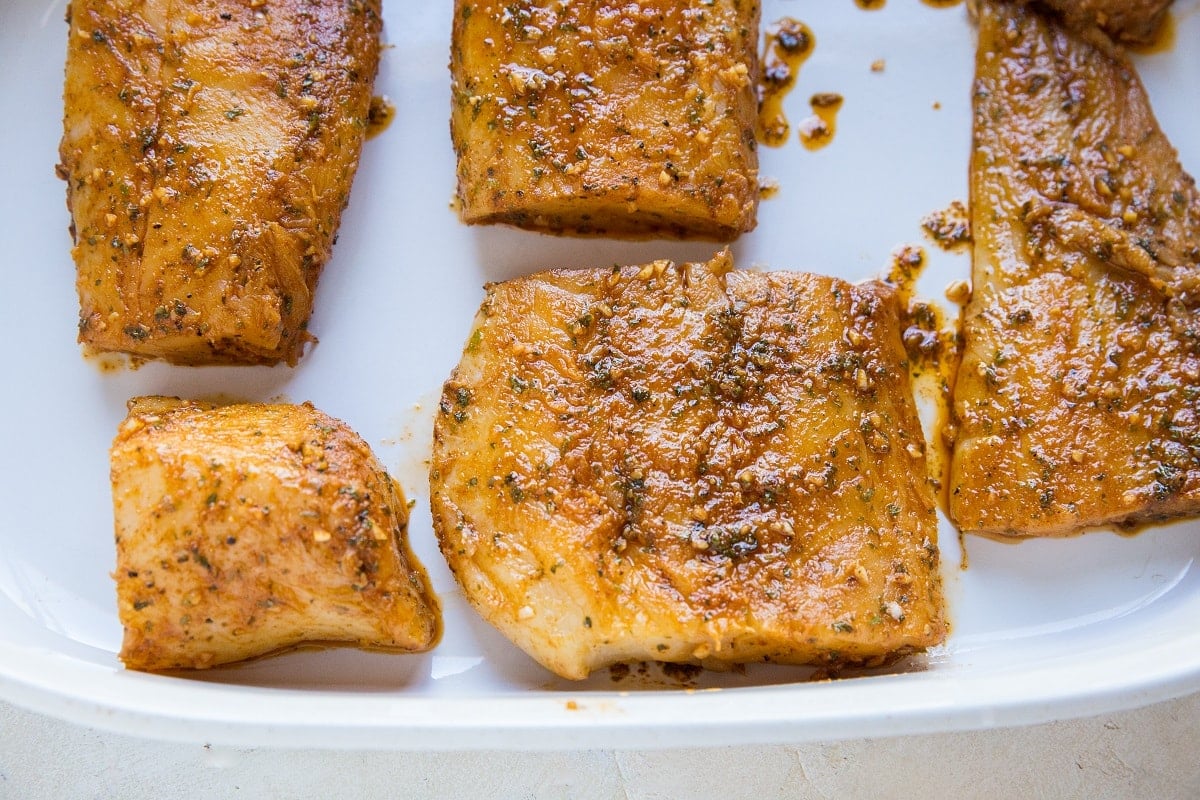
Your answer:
(0, 0), (1197, 750)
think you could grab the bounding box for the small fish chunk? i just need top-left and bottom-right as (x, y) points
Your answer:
(112, 397), (440, 671)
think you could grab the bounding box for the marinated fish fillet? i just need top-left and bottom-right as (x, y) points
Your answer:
(431, 252), (946, 680)
(950, 0), (1200, 536)
(1029, 0), (1173, 45)
(60, 0), (382, 365)
(113, 397), (440, 671)
(449, 0), (760, 240)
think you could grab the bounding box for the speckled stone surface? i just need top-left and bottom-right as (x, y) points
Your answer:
(2, 693), (1198, 798)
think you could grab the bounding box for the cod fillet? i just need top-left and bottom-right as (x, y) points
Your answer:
(951, 0), (1200, 536)
(60, 0), (382, 364)
(431, 252), (946, 680)
(450, 0), (760, 240)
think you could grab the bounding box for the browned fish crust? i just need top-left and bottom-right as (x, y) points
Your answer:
(60, 0), (382, 365)
(951, 1), (1200, 536)
(113, 397), (440, 671)
(449, 0), (760, 241)
(431, 253), (946, 680)
(1028, 0), (1173, 46)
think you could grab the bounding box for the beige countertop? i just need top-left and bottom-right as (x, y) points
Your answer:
(2, 692), (1198, 798)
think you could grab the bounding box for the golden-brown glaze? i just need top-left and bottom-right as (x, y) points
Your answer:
(449, 0), (760, 241)
(431, 253), (946, 680)
(1029, 0), (1173, 45)
(112, 397), (440, 671)
(950, 1), (1200, 536)
(60, 0), (382, 365)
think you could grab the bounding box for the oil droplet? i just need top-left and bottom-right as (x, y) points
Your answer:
(798, 92), (843, 151)
(855, 0), (886, 9)
(920, 0), (964, 8)
(757, 18), (815, 147)
(1128, 11), (1175, 55)
(366, 95), (395, 140)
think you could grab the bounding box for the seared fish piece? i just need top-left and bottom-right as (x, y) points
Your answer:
(1030, 0), (1173, 45)
(449, 0), (759, 241)
(113, 397), (440, 671)
(431, 252), (946, 680)
(950, 1), (1200, 536)
(60, 0), (382, 365)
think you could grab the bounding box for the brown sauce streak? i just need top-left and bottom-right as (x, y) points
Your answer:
(605, 661), (707, 687)
(757, 18), (815, 147)
(1128, 11), (1176, 55)
(798, 93), (843, 151)
(609, 663), (631, 682)
(659, 662), (704, 685)
(366, 96), (395, 140)
(920, 0), (964, 8)
(885, 246), (962, 521)
(921, 200), (973, 252)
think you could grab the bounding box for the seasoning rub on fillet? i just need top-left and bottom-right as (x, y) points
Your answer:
(113, 397), (440, 671)
(59, 0), (382, 365)
(950, 1), (1200, 536)
(1025, 0), (1173, 46)
(450, 0), (760, 241)
(430, 252), (946, 680)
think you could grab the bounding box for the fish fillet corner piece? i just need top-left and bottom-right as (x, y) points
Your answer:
(951, 0), (1200, 536)
(431, 252), (946, 680)
(112, 397), (440, 671)
(59, 0), (383, 365)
